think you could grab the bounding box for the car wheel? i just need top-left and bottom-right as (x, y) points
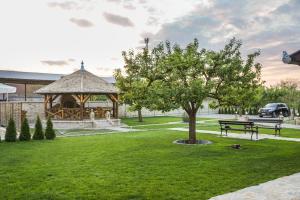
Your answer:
(283, 111), (289, 117)
(259, 114), (263, 118)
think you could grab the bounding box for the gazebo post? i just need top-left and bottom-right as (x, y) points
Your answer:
(44, 94), (48, 118)
(50, 95), (53, 109)
(115, 94), (119, 119)
(112, 101), (116, 118)
(80, 94), (84, 120)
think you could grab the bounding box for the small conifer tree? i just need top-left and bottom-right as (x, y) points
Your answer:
(45, 117), (56, 140)
(224, 107), (228, 114)
(5, 118), (17, 142)
(292, 107), (296, 117)
(249, 108), (252, 115)
(33, 115), (44, 140)
(19, 117), (31, 141)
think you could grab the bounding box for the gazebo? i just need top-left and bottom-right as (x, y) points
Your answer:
(35, 62), (119, 121)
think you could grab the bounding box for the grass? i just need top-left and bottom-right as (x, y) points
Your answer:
(1, 116), (300, 199)
(121, 116), (182, 126)
(123, 116), (300, 138)
(60, 129), (115, 135)
(195, 123), (300, 138)
(1, 129), (300, 199)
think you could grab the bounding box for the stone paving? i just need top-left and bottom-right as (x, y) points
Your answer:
(209, 172), (300, 200)
(169, 128), (300, 142)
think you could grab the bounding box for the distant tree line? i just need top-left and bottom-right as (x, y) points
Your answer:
(218, 79), (300, 115)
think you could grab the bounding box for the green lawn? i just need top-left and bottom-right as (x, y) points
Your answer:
(195, 123), (300, 138)
(121, 116), (182, 126)
(121, 116), (215, 126)
(122, 116), (300, 138)
(1, 129), (300, 199)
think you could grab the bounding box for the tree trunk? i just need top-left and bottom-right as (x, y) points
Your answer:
(188, 111), (197, 144)
(138, 109), (143, 122)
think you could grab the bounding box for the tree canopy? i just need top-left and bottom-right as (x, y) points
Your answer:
(117, 38), (263, 143)
(114, 39), (154, 122)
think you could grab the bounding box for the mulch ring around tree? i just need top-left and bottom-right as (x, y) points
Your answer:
(173, 139), (213, 145)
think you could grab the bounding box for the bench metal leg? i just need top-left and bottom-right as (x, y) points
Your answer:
(256, 127), (258, 140)
(225, 129), (228, 136)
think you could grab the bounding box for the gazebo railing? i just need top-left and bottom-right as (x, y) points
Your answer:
(47, 107), (112, 120)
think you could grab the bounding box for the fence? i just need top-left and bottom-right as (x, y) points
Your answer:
(0, 102), (23, 130)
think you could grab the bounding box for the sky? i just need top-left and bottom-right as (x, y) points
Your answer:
(0, 0), (299, 85)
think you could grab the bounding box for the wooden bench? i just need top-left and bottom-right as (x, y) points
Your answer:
(218, 120), (258, 140)
(248, 118), (283, 136)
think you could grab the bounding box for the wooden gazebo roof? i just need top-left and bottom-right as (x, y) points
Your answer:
(35, 65), (118, 94)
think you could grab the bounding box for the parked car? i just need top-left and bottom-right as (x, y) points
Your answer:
(258, 103), (290, 118)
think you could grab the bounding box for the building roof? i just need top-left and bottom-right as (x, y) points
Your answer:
(282, 50), (300, 66)
(35, 69), (118, 94)
(0, 70), (62, 84)
(0, 70), (115, 84)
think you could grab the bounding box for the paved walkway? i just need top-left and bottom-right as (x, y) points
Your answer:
(209, 172), (300, 200)
(169, 128), (300, 142)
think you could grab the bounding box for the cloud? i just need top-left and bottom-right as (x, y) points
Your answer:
(123, 4), (136, 10)
(48, 1), (78, 10)
(146, 16), (159, 26)
(106, 0), (121, 3)
(68, 58), (76, 62)
(148, 0), (300, 84)
(69, 18), (94, 27)
(41, 60), (69, 66)
(103, 12), (134, 27)
(138, 0), (147, 4)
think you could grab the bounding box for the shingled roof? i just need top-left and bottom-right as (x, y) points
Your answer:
(35, 68), (118, 94)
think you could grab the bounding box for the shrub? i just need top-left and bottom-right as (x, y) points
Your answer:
(231, 107), (234, 114)
(249, 108), (252, 115)
(33, 115), (44, 140)
(19, 117), (31, 141)
(292, 108), (296, 116)
(224, 107), (228, 114)
(182, 112), (189, 122)
(219, 107), (222, 114)
(5, 118), (17, 142)
(45, 117), (56, 140)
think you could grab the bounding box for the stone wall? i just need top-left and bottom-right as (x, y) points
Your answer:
(118, 100), (218, 118)
(21, 101), (44, 124)
(16, 99), (218, 125)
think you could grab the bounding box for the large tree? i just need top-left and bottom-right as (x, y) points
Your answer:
(148, 38), (262, 143)
(114, 39), (154, 122)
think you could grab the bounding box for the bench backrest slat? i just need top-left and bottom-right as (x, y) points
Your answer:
(218, 120), (254, 126)
(248, 118), (283, 124)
